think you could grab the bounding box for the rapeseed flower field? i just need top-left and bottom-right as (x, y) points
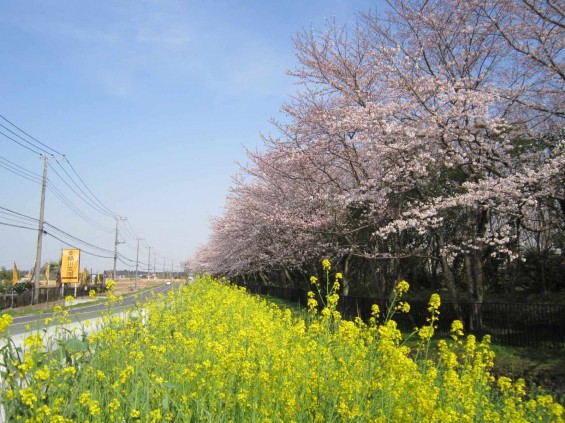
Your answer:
(0, 268), (563, 422)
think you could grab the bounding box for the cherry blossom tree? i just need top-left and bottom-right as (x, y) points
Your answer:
(192, 0), (564, 327)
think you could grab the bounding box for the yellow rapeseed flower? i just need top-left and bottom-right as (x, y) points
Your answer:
(89, 400), (101, 416)
(396, 301), (410, 313)
(451, 320), (464, 339)
(322, 258), (331, 272)
(3, 273), (562, 422)
(0, 313), (12, 333)
(106, 279), (116, 290)
(418, 325), (435, 340)
(394, 280), (410, 295)
(34, 365), (50, 381)
(109, 398), (121, 413)
(19, 387), (37, 408)
(24, 333), (43, 349)
(428, 293), (441, 312)
(78, 391), (91, 406)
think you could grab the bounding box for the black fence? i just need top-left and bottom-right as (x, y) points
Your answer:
(240, 284), (565, 349)
(0, 284), (106, 310)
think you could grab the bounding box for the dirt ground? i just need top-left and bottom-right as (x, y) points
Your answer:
(110, 277), (169, 296)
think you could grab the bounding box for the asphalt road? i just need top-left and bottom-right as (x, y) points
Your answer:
(4, 283), (174, 337)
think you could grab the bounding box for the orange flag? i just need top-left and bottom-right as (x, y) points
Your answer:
(45, 263), (51, 286)
(12, 261), (18, 285)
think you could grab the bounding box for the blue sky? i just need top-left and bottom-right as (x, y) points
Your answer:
(0, 0), (375, 275)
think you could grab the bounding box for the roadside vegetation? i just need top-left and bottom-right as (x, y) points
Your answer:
(1, 270), (563, 422)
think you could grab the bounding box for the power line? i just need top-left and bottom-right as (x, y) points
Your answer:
(0, 129), (42, 155)
(0, 213), (36, 227)
(0, 122), (53, 156)
(117, 256), (137, 268)
(0, 115), (117, 228)
(0, 156), (42, 182)
(65, 158), (117, 217)
(44, 231), (114, 259)
(49, 161), (114, 217)
(0, 113), (63, 155)
(124, 219), (140, 239)
(0, 205), (35, 217)
(0, 221), (36, 231)
(44, 223), (115, 255)
(0, 115), (159, 271)
(0, 162), (41, 184)
(47, 182), (114, 233)
(0, 204), (120, 259)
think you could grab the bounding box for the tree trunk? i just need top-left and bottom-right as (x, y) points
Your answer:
(437, 233), (463, 322)
(342, 254), (352, 296)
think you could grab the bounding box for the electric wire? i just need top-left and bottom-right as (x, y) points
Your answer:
(0, 206), (38, 224)
(0, 156), (42, 183)
(47, 183), (114, 233)
(0, 208), (141, 265)
(0, 113), (63, 156)
(0, 213), (36, 227)
(0, 205), (115, 256)
(0, 116), (160, 272)
(0, 129), (42, 155)
(44, 232), (114, 259)
(43, 223), (115, 255)
(117, 256), (136, 268)
(55, 161), (115, 217)
(0, 115), (117, 232)
(0, 162), (41, 184)
(120, 224), (137, 241)
(64, 158), (117, 217)
(0, 122), (53, 156)
(123, 219), (141, 239)
(0, 221), (36, 231)
(1, 205), (148, 273)
(49, 162), (113, 218)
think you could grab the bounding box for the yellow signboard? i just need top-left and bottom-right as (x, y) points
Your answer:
(61, 249), (80, 284)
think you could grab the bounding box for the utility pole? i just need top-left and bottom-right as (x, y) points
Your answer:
(33, 155), (49, 304)
(113, 217), (126, 281)
(163, 257), (166, 283)
(147, 246), (151, 279)
(135, 238), (144, 290)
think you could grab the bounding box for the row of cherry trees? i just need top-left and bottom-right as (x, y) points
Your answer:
(192, 0), (564, 318)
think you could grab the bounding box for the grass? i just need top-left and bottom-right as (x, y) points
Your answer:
(491, 344), (565, 403)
